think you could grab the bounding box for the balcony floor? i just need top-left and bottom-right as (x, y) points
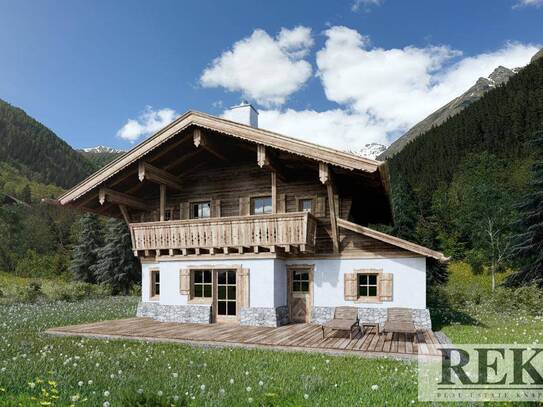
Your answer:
(46, 318), (442, 360)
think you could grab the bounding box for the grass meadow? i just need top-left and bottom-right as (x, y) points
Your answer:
(0, 263), (542, 406)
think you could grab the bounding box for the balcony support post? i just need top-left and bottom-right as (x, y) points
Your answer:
(319, 163), (339, 253)
(271, 171), (277, 214)
(160, 184), (166, 222)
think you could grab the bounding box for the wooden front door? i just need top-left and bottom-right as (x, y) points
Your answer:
(288, 267), (313, 323)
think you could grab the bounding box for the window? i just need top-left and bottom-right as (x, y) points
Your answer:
(192, 270), (212, 298)
(251, 196), (272, 215)
(164, 208), (174, 221)
(150, 270), (160, 298)
(358, 274), (378, 298)
(192, 201), (211, 219)
(292, 270), (310, 293)
(299, 198), (313, 213)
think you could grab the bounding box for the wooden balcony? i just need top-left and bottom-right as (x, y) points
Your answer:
(129, 212), (317, 256)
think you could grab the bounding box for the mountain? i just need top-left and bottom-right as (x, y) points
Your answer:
(0, 98), (96, 188)
(380, 65), (521, 159)
(78, 146), (125, 167)
(357, 143), (387, 160)
(385, 54), (543, 263)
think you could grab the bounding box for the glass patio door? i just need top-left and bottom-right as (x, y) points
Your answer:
(215, 270), (236, 321)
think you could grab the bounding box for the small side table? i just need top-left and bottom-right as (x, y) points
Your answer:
(361, 322), (379, 335)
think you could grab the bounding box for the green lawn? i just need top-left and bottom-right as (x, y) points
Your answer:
(1, 265), (542, 406)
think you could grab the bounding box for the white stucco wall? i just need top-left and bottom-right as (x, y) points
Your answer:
(141, 258), (282, 307)
(141, 256), (427, 309)
(286, 257), (427, 309)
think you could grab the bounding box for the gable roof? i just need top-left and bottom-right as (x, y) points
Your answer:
(59, 111), (384, 205)
(337, 218), (448, 261)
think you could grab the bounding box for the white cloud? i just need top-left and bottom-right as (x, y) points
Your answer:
(117, 106), (177, 143)
(514, 0), (543, 7)
(209, 25), (538, 153)
(200, 27), (313, 106)
(352, 0), (384, 12)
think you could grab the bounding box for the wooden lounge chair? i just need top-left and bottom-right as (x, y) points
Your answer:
(322, 306), (360, 339)
(382, 308), (417, 334)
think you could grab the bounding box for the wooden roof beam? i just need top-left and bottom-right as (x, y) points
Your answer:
(193, 128), (227, 161)
(257, 145), (287, 181)
(138, 161), (183, 191)
(319, 163), (339, 253)
(98, 188), (149, 211)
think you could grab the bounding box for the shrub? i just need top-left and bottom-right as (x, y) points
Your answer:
(14, 250), (70, 278)
(42, 281), (111, 302)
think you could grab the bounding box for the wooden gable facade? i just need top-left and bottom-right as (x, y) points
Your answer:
(52, 111), (445, 261)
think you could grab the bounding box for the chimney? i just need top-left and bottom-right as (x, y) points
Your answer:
(225, 101), (259, 127)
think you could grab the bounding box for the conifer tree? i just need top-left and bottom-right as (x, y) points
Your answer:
(69, 214), (103, 283)
(92, 218), (140, 294)
(21, 184), (31, 204)
(506, 129), (543, 288)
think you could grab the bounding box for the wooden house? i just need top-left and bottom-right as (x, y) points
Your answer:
(54, 104), (445, 329)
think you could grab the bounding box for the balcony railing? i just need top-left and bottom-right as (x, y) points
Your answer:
(129, 212), (317, 256)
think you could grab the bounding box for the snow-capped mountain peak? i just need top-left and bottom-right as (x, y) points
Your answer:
(80, 145), (126, 154)
(356, 143), (388, 160)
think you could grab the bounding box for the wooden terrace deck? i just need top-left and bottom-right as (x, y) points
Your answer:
(46, 318), (442, 359)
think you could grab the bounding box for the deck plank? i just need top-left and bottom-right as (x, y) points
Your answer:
(46, 318), (437, 358)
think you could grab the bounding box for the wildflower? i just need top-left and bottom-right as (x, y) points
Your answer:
(246, 386), (252, 392)
(29, 382), (36, 389)
(172, 372), (178, 378)
(304, 394), (309, 400)
(229, 378), (234, 384)
(103, 402), (110, 407)
(248, 397), (253, 403)
(137, 388), (143, 394)
(88, 380), (93, 385)
(371, 384), (379, 391)
(259, 380), (264, 386)
(173, 395), (179, 401)
(219, 389), (225, 396)
(200, 384), (206, 392)
(103, 390), (110, 397)
(71, 394), (80, 402)
(78, 381), (83, 387)
(157, 390), (163, 396)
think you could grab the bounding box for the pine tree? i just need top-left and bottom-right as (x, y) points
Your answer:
(69, 214), (103, 283)
(506, 130), (543, 288)
(20, 184), (31, 204)
(390, 174), (418, 241)
(92, 218), (140, 294)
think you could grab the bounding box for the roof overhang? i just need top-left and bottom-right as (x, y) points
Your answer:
(338, 218), (448, 261)
(58, 111), (386, 205)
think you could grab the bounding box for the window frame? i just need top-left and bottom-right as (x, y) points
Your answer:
(354, 269), (382, 304)
(250, 196), (273, 215)
(190, 269), (213, 302)
(150, 269), (160, 300)
(191, 201), (211, 219)
(297, 197), (315, 213)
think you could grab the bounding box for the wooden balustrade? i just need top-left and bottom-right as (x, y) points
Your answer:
(129, 212), (317, 256)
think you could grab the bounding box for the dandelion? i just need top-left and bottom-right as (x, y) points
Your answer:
(172, 372), (178, 378)
(246, 386), (252, 392)
(78, 381), (83, 387)
(29, 382), (36, 389)
(157, 390), (163, 396)
(304, 394), (309, 400)
(248, 397), (253, 403)
(229, 378), (234, 384)
(103, 402), (110, 407)
(200, 384), (206, 392)
(371, 384), (379, 391)
(219, 389), (225, 396)
(174, 395), (179, 401)
(137, 388), (143, 394)
(88, 380), (93, 385)
(259, 380), (264, 386)
(71, 394), (80, 402)
(103, 390), (110, 397)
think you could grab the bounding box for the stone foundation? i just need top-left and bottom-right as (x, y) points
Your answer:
(240, 306), (289, 327)
(311, 306), (432, 330)
(137, 302), (211, 324)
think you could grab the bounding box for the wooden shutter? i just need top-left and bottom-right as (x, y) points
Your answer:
(180, 269), (190, 295)
(315, 196), (326, 217)
(180, 202), (190, 220)
(239, 197), (250, 216)
(344, 273), (357, 301)
(211, 199), (221, 218)
(380, 273), (393, 301)
(277, 193), (287, 213)
(236, 268), (250, 315)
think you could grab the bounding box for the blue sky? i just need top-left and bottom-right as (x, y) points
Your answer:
(0, 0), (541, 151)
